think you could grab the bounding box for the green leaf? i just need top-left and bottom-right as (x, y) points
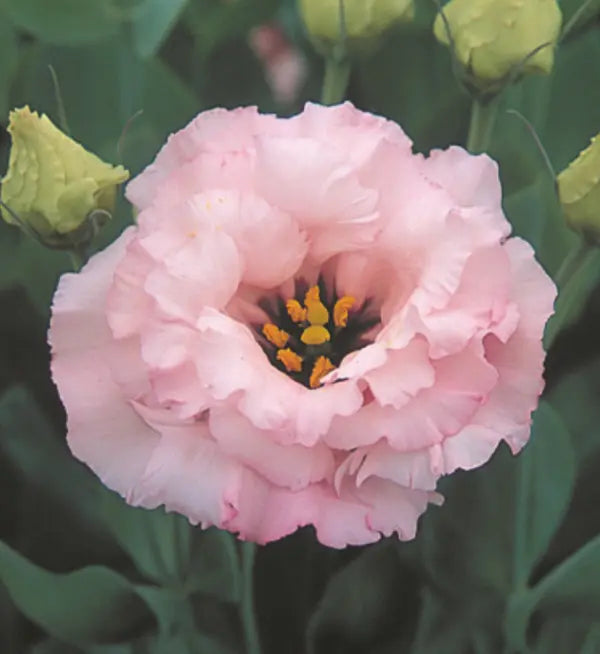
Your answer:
(420, 402), (575, 604)
(0, 223), (71, 316)
(0, 384), (192, 584)
(531, 533), (600, 617)
(10, 38), (200, 171)
(533, 618), (600, 654)
(0, 540), (155, 645)
(547, 358), (600, 462)
(101, 492), (191, 585)
(187, 528), (240, 603)
(544, 247), (600, 348)
(307, 541), (420, 654)
(502, 173), (575, 277)
(0, 0), (121, 46)
(513, 403), (576, 583)
(132, 0), (189, 59)
(0, 11), (19, 118)
(137, 586), (238, 654)
(409, 591), (475, 654)
(0, 386), (98, 512)
(357, 26), (470, 153)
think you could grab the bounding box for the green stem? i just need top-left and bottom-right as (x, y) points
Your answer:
(67, 249), (85, 272)
(240, 542), (261, 654)
(321, 56), (351, 105)
(544, 239), (596, 349)
(466, 97), (500, 153)
(512, 450), (531, 591)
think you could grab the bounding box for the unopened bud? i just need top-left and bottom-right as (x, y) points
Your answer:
(299, 0), (414, 56)
(558, 134), (600, 242)
(434, 0), (562, 94)
(1, 106), (129, 248)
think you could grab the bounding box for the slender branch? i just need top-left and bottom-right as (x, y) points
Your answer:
(48, 65), (70, 135)
(560, 0), (597, 43)
(506, 109), (556, 183)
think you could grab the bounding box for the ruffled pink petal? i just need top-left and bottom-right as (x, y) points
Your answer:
(106, 238), (155, 339)
(423, 146), (503, 211)
(288, 102), (412, 170)
(365, 337), (435, 409)
(325, 340), (497, 451)
(441, 425), (504, 474)
(254, 134), (380, 261)
(199, 191), (307, 288)
(326, 343), (388, 383)
(128, 419), (244, 528)
(357, 444), (439, 490)
(399, 245), (518, 358)
(149, 362), (212, 419)
(50, 230), (160, 497)
(357, 478), (442, 540)
(227, 475), (379, 547)
(209, 407), (334, 490)
(152, 308), (366, 446)
(142, 227), (242, 322)
(126, 107), (280, 210)
(335, 442), (438, 492)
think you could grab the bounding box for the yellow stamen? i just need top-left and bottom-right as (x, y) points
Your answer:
(262, 323), (289, 348)
(333, 296), (356, 328)
(277, 348), (303, 373)
(310, 356), (336, 389)
(304, 285), (329, 325)
(304, 286), (321, 304)
(301, 325), (331, 345)
(286, 299), (307, 323)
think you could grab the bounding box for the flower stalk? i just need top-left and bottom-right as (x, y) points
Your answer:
(466, 97), (500, 154)
(321, 55), (351, 105)
(240, 542), (262, 654)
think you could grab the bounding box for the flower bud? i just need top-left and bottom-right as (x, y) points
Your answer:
(299, 0), (414, 55)
(1, 106), (129, 248)
(434, 0), (562, 94)
(558, 134), (600, 241)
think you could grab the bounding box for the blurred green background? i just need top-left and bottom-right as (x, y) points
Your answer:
(2, 1), (600, 653)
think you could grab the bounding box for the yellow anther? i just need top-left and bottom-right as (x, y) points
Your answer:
(277, 348), (303, 373)
(286, 299), (307, 323)
(301, 325), (331, 346)
(310, 356), (336, 389)
(304, 285), (321, 304)
(262, 323), (290, 348)
(304, 285), (329, 325)
(333, 296), (356, 328)
(187, 231), (197, 238)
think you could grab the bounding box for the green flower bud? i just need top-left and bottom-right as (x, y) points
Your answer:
(1, 106), (129, 247)
(299, 0), (414, 56)
(434, 0), (562, 94)
(558, 134), (600, 241)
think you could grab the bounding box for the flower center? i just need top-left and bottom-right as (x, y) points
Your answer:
(257, 280), (380, 388)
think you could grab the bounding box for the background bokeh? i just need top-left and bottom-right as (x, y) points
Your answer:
(2, 1), (600, 653)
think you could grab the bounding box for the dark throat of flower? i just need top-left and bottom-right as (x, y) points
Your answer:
(256, 277), (380, 389)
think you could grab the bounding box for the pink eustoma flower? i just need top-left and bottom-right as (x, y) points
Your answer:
(49, 103), (556, 547)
